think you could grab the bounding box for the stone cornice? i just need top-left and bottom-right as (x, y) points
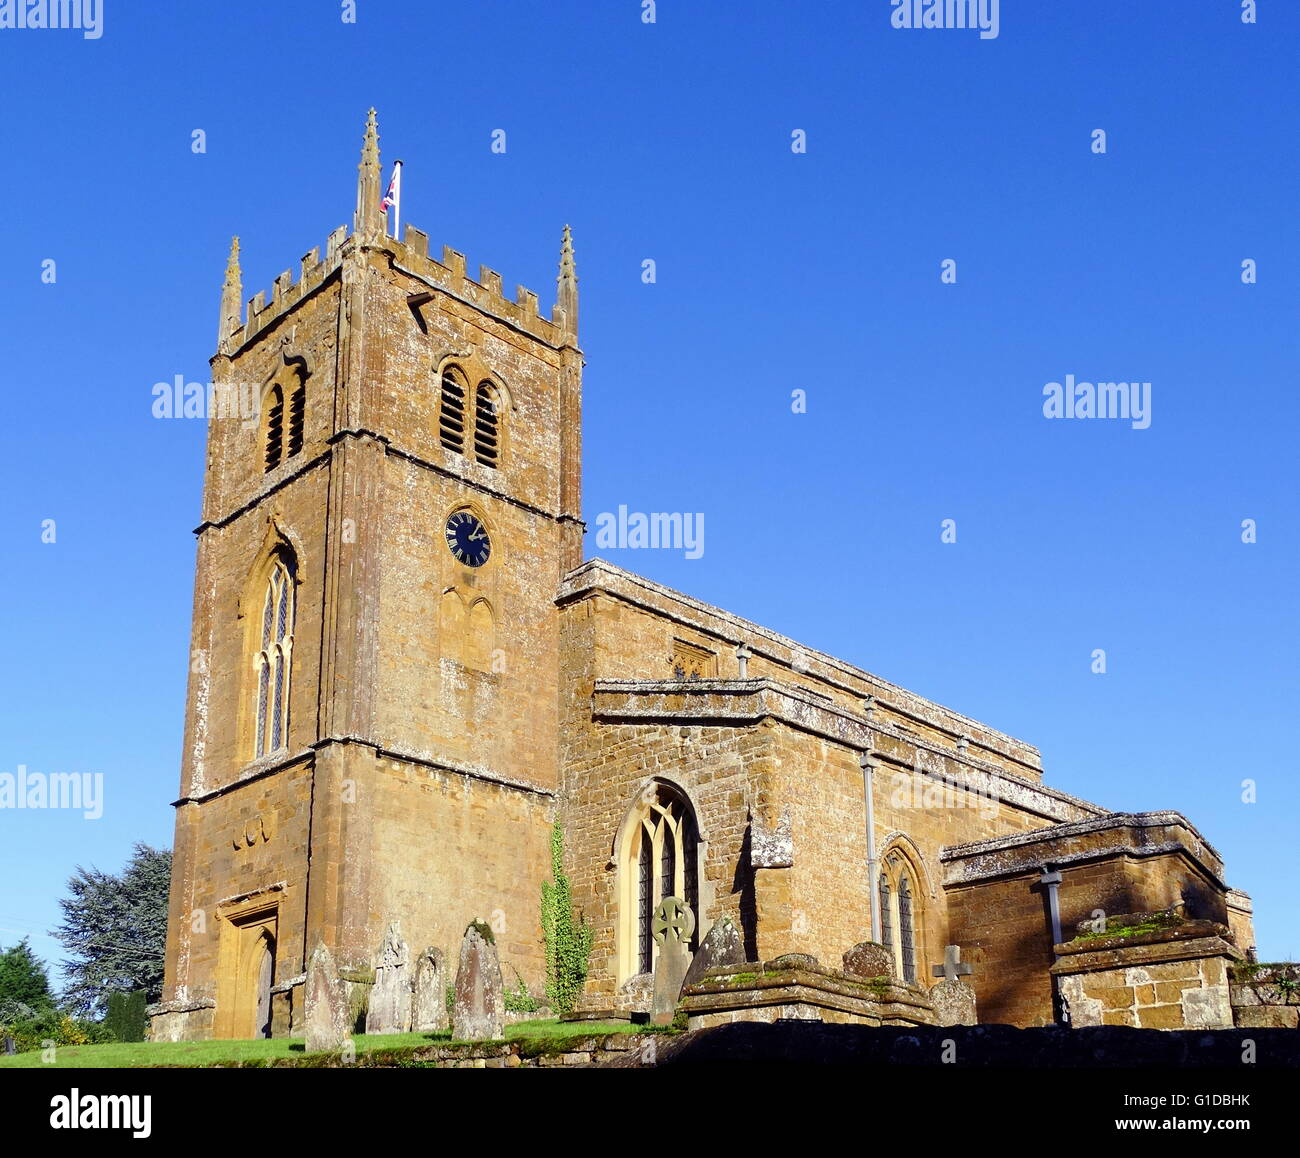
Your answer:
(561, 558), (1043, 774)
(591, 678), (1103, 825)
(940, 811), (1227, 888)
(361, 737), (556, 800)
(173, 735), (555, 805)
(1051, 931), (1242, 975)
(196, 426), (567, 535)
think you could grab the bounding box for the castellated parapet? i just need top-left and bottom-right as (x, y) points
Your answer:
(224, 224), (568, 361)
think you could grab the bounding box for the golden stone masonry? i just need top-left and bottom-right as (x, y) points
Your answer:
(151, 112), (1256, 1042)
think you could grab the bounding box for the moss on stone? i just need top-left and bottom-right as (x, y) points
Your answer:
(1071, 911), (1185, 944)
(717, 971), (759, 986)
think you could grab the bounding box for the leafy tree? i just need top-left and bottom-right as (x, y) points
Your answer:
(54, 843), (171, 1017)
(0, 937), (54, 1012)
(540, 823), (592, 1018)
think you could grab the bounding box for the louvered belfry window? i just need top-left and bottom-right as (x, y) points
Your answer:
(473, 383), (499, 468)
(439, 370), (467, 453)
(262, 373), (306, 472)
(439, 369), (502, 468)
(263, 386), (284, 472)
(287, 382), (305, 458)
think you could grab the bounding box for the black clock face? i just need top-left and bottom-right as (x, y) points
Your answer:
(446, 510), (491, 567)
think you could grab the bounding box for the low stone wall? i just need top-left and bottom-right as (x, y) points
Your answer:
(208, 1033), (653, 1068)
(618, 1022), (1300, 1067)
(147, 998), (216, 1043)
(220, 1021), (1300, 1068)
(1230, 963), (1300, 1029)
(1051, 919), (1240, 1030)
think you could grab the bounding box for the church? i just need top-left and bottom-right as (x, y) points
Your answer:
(151, 111), (1256, 1042)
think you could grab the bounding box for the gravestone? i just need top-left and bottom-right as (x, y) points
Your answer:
(682, 915), (744, 989)
(452, 920), (504, 1041)
(930, 944), (977, 1027)
(2, 1035), (14, 1055)
(650, 896), (696, 1026)
(366, 922), (412, 1035)
(843, 941), (895, 980)
(412, 946), (449, 1033)
(304, 942), (350, 1052)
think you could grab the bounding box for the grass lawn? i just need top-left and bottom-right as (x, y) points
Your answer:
(0, 1019), (640, 1069)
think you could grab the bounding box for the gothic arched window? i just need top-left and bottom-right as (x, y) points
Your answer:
(473, 383), (500, 468)
(438, 368), (467, 453)
(879, 873), (893, 954)
(253, 553), (295, 757)
(624, 783), (701, 977)
(898, 875), (917, 983)
(878, 847), (924, 984)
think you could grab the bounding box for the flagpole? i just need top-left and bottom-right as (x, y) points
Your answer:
(389, 159), (403, 239)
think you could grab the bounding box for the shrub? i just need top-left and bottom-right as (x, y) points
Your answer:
(105, 990), (148, 1043)
(503, 968), (540, 1014)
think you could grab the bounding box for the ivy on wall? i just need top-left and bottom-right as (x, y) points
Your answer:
(541, 823), (592, 1018)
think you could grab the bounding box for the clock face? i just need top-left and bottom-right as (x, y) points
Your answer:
(445, 510), (491, 567)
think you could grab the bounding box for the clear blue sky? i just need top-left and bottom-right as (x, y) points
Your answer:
(1, 1), (1296, 981)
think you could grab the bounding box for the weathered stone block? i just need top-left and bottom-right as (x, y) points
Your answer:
(1137, 1004), (1185, 1030)
(842, 941), (894, 981)
(1181, 985), (1232, 1030)
(1233, 1006), (1298, 1029)
(929, 979), (977, 1027)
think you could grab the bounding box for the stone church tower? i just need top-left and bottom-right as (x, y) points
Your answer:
(155, 111), (577, 1039)
(155, 112), (1256, 1041)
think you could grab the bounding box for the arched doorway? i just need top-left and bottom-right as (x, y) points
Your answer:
(252, 931), (276, 1039)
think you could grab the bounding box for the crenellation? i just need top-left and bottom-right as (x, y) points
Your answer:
(373, 237), (560, 343)
(229, 229), (356, 348)
(516, 285), (539, 317)
(442, 245), (467, 280)
(403, 225), (429, 260)
(247, 290), (266, 325)
(325, 224), (347, 266)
